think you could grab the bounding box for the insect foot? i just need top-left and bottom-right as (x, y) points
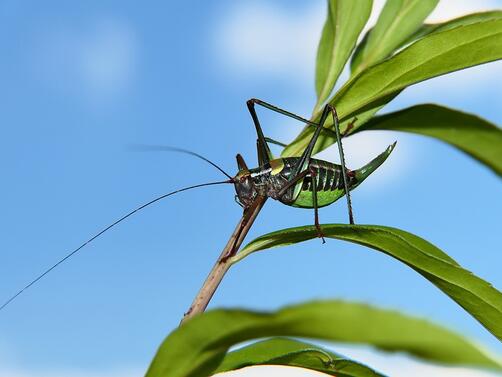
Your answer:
(316, 225), (326, 244)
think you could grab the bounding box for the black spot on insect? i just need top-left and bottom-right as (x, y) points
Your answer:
(324, 169), (334, 191)
(302, 176), (313, 191)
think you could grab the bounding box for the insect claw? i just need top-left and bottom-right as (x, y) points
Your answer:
(315, 225), (326, 244)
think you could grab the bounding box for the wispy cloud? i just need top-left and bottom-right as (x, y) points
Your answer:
(213, 2), (323, 83)
(33, 18), (138, 104)
(214, 0), (501, 83)
(429, 0), (501, 22)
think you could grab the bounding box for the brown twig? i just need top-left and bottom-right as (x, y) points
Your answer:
(180, 195), (267, 325)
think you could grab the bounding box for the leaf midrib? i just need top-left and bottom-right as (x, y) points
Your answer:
(358, 0), (418, 73)
(346, 25), (502, 120)
(380, 30), (502, 92)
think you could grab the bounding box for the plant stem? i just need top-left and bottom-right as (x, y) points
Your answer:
(180, 196), (267, 325)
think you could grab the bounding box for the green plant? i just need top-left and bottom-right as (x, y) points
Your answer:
(147, 1), (502, 376)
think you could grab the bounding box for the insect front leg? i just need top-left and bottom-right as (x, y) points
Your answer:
(290, 104), (332, 178)
(289, 103), (354, 225)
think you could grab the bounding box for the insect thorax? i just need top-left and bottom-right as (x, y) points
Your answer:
(235, 157), (355, 207)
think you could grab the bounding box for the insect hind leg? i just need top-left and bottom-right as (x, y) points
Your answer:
(328, 105), (354, 224)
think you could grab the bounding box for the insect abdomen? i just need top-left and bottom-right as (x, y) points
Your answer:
(291, 159), (352, 208)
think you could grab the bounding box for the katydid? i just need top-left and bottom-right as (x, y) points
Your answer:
(0, 99), (394, 312)
(234, 98), (395, 244)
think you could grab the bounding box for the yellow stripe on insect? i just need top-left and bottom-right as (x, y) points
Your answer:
(269, 159), (285, 176)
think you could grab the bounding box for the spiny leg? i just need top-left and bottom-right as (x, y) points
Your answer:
(247, 98), (339, 151)
(276, 104), (331, 202)
(276, 169), (310, 198)
(248, 99), (355, 226)
(248, 98), (318, 127)
(275, 167), (325, 243)
(274, 104), (331, 241)
(290, 104), (332, 179)
(309, 167), (325, 243)
(247, 100), (273, 166)
(328, 105), (354, 225)
(264, 137), (287, 148)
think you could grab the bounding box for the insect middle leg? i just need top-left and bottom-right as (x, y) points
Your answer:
(309, 166), (325, 243)
(285, 104), (355, 226)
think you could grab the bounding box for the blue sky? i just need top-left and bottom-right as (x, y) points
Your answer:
(0, 1), (501, 376)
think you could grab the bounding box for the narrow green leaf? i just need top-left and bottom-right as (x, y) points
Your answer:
(283, 19), (502, 157)
(236, 225), (502, 343)
(351, 0), (439, 75)
(403, 11), (502, 51)
(335, 19), (502, 124)
(315, 0), (373, 111)
(358, 104), (502, 176)
(215, 338), (386, 377)
(146, 300), (502, 377)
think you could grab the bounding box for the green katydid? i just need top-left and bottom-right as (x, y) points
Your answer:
(0, 99), (394, 312)
(234, 98), (395, 244)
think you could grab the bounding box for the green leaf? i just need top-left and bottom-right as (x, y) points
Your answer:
(236, 224), (502, 343)
(351, 0), (439, 75)
(315, 0), (373, 111)
(215, 338), (386, 377)
(404, 11), (502, 50)
(335, 19), (502, 123)
(146, 300), (502, 377)
(358, 104), (502, 176)
(283, 19), (502, 157)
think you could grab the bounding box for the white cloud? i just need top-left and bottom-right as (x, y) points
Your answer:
(428, 0), (501, 22)
(78, 20), (138, 100)
(213, 0), (502, 86)
(34, 18), (138, 104)
(213, 2), (323, 82)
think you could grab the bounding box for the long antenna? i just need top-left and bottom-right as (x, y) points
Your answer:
(130, 145), (233, 180)
(0, 179), (232, 312)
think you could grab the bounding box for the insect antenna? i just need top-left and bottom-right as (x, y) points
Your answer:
(130, 144), (233, 180)
(0, 179), (232, 312)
